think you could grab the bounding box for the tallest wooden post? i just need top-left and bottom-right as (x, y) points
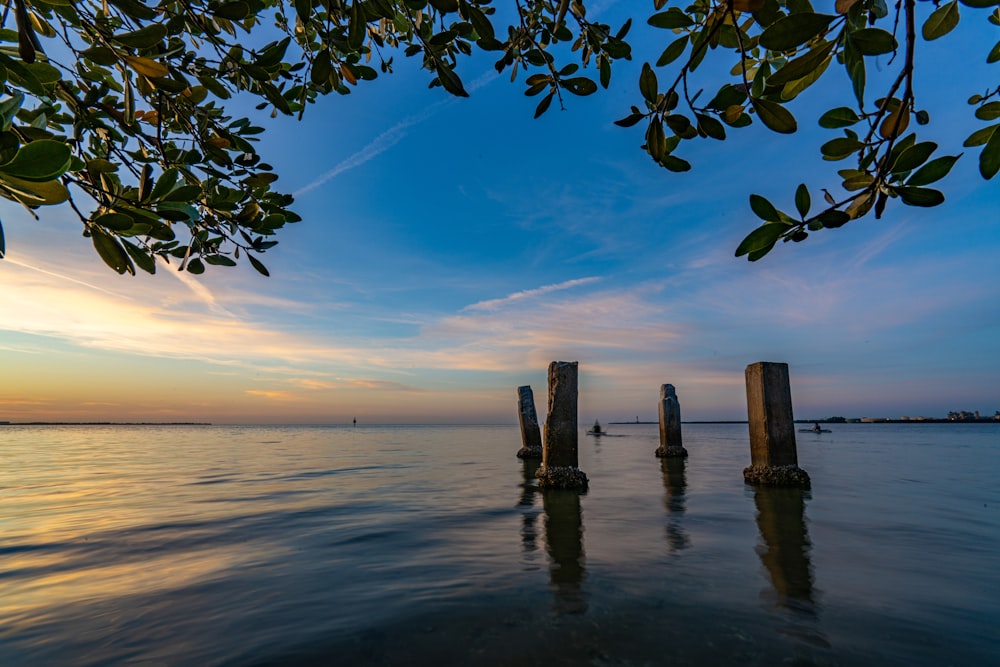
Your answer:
(743, 362), (810, 488)
(536, 361), (588, 490)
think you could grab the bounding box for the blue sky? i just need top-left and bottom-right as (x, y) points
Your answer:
(1, 2), (998, 423)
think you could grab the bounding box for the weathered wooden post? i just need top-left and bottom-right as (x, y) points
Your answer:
(743, 362), (810, 487)
(516, 385), (543, 459)
(536, 361), (588, 490)
(655, 384), (687, 458)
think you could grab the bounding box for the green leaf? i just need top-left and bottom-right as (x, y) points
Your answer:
(149, 168), (180, 201)
(658, 155), (691, 172)
(795, 183), (810, 218)
(639, 63), (658, 104)
(94, 213), (134, 231)
(907, 155), (961, 186)
(0, 217), (4, 258)
(215, 1), (251, 20)
(922, 1), (960, 41)
(647, 9), (694, 29)
(964, 124), (998, 147)
(257, 36), (292, 68)
(975, 102), (1000, 120)
(957, 0), (1000, 7)
(844, 42), (866, 106)
(892, 141), (937, 173)
(106, 0), (158, 20)
(615, 112), (645, 128)
(696, 114), (726, 140)
(122, 239), (156, 274)
(988, 40), (1000, 64)
(467, 6), (495, 41)
(186, 257), (205, 274)
(436, 64), (469, 97)
(656, 35), (689, 67)
(819, 106), (861, 128)
(842, 173), (874, 191)
(767, 40), (836, 87)
(779, 53), (832, 101)
(534, 90), (554, 118)
(708, 84), (747, 111)
(23, 62), (62, 85)
(205, 254), (238, 267)
(750, 194), (780, 222)
(248, 254), (270, 276)
(759, 13), (835, 51)
(348, 0), (366, 50)
(125, 55), (169, 78)
(751, 97), (797, 133)
(895, 186), (945, 207)
(115, 24), (168, 49)
(0, 140), (72, 182)
(819, 137), (865, 160)
(562, 77), (597, 96)
(311, 50), (333, 86)
(815, 210), (850, 228)
(199, 75), (232, 100)
(0, 92), (24, 131)
(646, 118), (666, 161)
(981, 126), (1000, 179)
(849, 28), (898, 55)
(91, 228), (135, 275)
(0, 175), (70, 205)
(736, 222), (788, 259)
(80, 46), (118, 66)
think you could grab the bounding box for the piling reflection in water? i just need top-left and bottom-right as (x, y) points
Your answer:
(661, 457), (691, 552)
(519, 459), (541, 556)
(753, 486), (830, 648)
(542, 489), (587, 615)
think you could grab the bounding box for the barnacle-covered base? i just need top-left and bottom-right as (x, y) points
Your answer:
(654, 446), (688, 458)
(743, 464), (811, 488)
(535, 465), (589, 490)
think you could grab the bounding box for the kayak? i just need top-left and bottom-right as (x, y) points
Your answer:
(798, 428), (832, 433)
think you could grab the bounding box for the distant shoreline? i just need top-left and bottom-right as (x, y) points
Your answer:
(606, 419), (1000, 425)
(0, 422), (212, 426)
(1, 420), (996, 427)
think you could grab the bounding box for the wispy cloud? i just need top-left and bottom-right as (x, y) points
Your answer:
(166, 266), (237, 318)
(463, 277), (602, 311)
(5, 256), (131, 299)
(294, 71), (497, 197)
(244, 389), (296, 400)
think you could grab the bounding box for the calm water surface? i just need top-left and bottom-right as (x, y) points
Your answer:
(1, 423), (997, 665)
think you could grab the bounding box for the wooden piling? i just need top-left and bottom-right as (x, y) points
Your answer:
(516, 385), (543, 459)
(743, 362), (810, 487)
(655, 384), (687, 458)
(536, 361), (588, 490)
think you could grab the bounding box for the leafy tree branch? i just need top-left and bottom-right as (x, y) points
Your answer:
(0, 0), (995, 274)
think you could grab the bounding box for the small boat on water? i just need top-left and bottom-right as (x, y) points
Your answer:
(798, 428), (832, 433)
(587, 420), (606, 436)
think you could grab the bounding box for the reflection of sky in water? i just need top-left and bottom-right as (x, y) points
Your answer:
(0, 423), (997, 665)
